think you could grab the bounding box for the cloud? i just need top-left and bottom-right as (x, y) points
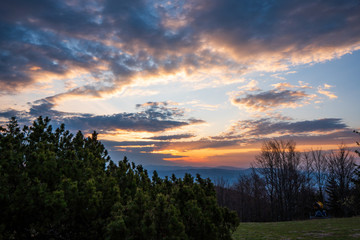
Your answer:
(238, 79), (260, 92)
(220, 118), (349, 140)
(318, 84), (338, 99)
(101, 140), (183, 166)
(0, 109), (25, 120)
(99, 117), (353, 167)
(191, 0), (360, 66)
(63, 114), (185, 133)
(1, 0), (359, 98)
(135, 102), (185, 120)
(232, 88), (309, 112)
(147, 134), (195, 141)
(0, 100), (205, 133)
(1, 0), (359, 168)
(271, 82), (296, 90)
(230, 80), (321, 112)
(0, 0), (241, 96)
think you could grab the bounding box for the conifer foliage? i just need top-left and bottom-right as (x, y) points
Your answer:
(0, 117), (238, 239)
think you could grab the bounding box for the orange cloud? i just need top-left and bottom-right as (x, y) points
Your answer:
(317, 84), (338, 99)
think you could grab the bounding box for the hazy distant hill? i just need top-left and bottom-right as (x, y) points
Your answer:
(143, 165), (253, 185)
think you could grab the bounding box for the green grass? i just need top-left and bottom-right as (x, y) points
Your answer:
(232, 216), (360, 240)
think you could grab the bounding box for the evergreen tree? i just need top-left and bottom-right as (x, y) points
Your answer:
(0, 116), (238, 239)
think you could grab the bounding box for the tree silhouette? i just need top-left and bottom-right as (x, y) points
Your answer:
(352, 130), (360, 214)
(254, 139), (305, 221)
(326, 144), (356, 217)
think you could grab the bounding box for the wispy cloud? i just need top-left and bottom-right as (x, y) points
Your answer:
(318, 84), (338, 99)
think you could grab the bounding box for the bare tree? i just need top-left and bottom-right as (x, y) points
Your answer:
(214, 176), (230, 206)
(310, 149), (328, 201)
(234, 169), (270, 222)
(254, 139), (303, 221)
(301, 151), (314, 190)
(326, 144), (356, 216)
(300, 151), (317, 217)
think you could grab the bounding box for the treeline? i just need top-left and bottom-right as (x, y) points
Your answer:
(215, 139), (360, 222)
(0, 117), (238, 239)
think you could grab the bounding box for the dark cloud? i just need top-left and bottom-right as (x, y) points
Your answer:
(0, 100), (204, 133)
(232, 89), (308, 111)
(63, 114), (190, 133)
(72, 117), (354, 166)
(0, 0), (101, 35)
(103, 0), (163, 46)
(136, 102), (182, 119)
(29, 99), (61, 118)
(191, 0), (360, 56)
(147, 134), (195, 141)
(273, 118), (348, 134)
(0, 109), (23, 119)
(1, 0), (360, 97)
(63, 101), (204, 133)
(223, 118), (349, 139)
(0, 24), (102, 92)
(0, 0), (134, 92)
(101, 140), (184, 166)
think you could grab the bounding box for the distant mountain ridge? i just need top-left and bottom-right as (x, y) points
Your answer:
(143, 165), (253, 185)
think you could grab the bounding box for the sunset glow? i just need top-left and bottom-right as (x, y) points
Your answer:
(1, 0), (359, 167)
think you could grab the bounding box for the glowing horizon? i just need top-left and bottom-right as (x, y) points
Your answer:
(1, 0), (360, 167)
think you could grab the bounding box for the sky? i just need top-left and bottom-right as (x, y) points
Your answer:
(1, 0), (360, 167)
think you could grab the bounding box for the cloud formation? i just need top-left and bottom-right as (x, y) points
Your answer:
(232, 89), (308, 112)
(0, 0), (359, 98)
(227, 118), (348, 138)
(99, 117), (354, 166)
(230, 81), (316, 112)
(1, 0), (359, 167)
(147, 134), (195, 141)
(318, 84), (338, 99)
(191, 0), (360, 65)
(0, 100), (205, 133)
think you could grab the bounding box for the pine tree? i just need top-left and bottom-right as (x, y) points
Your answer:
(0, 116), (239, 239)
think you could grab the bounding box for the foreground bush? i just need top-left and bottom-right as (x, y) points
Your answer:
(0, 117), (238, 239)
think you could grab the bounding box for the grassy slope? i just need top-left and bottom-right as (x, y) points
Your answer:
(233, 216), (360, 240)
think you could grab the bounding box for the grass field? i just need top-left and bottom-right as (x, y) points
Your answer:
(232, 216), (360, 240)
